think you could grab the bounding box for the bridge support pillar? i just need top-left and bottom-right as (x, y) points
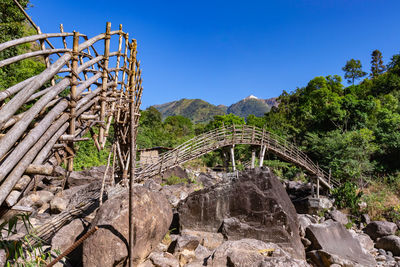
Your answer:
(316, 177), (320, 199)
(230, 145), (236, 171)
(259, 145), (266, 167)
(251, 149), (256, 169)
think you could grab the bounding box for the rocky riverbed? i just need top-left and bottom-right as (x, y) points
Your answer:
(2, 166), (400, 266)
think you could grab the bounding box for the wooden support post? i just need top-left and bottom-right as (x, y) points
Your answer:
(259, 145), (266, 167)
(99, 22), (111, 146)
(251, 148), (256, 169)
(230, 145), (236, 171)
(67, 31), (79, 172)
(316, 177), (320, 198)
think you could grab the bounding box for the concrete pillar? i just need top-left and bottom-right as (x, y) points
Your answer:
(316, 177), (320, 199)
(251, 149), (256, 169)
(230, 145), (236, 171)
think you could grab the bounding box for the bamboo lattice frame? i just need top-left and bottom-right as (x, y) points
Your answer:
(0, 22), (143, 208)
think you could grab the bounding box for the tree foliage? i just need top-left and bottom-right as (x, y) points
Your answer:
(342, 59), (367, 85)
(370, 49), (386, 78)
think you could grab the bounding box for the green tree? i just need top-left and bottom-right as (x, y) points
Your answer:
(0, 0), (45, 91)
(342, 59), (367, 85)
(370, 49), (386, 78)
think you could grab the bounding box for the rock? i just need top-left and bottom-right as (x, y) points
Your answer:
(178, 249), (196, 266)
(138, 259), (155, 267)
(149, 252), (179, 267)
(178, 168), (305, 260)
(298, 214), (317, 237)
(305, 220), (376, 266)
(50, 196), (68, 214)
(361, 214), (371, 225)
(181, 229), (224, 250)
(376, 235), (400, 256)
(51, 219), (86, 266)
(376, 254), (387, 262)
(207, 239), (309, 266)
(0, 249), (6, 267)
(327, 209), (348, 225)
(197, 173), (215, 188)
(301, 237), (312, 247)
(317, 249), (370, 267)
(349, 230), (374, 253)
(161, 184), (195, 208)
(378, 248), (387, 255)
(144, 179), (162, 192)
(168, 235), (200, 253)
(66, 172), (101, 187)
(193, 244), (211, 261)
(364, 221), (397, 240)
(82, 186), (173, 267)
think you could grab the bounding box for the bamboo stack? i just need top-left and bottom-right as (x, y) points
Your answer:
(0, 22), (143, 208)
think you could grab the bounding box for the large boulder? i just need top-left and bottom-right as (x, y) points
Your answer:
(51, 219), (86, 266)
(207, 239), (309, 266)
(376, 235), (400, 256)
(82, 185), (173, 266)
(363, 221), (397, 240)
(305, 220), (376, 266)
(178, 168), (305, 260)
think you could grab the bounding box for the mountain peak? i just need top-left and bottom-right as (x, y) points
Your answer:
(244, 94), (258, 100)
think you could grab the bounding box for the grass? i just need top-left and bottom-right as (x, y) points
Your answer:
(361, 179), (400, 221)
(161, 175), (188, 186)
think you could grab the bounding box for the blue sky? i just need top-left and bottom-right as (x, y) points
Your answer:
(29, 0), (400, 108)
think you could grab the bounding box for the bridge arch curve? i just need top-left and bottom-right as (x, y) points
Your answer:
(137, 125), (339, 189)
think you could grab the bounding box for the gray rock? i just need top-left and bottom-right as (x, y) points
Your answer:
(51, 219), (86, 266)
(376, 235), (400, 256)
(305, 220), (376, 266)
(376, 254), (387, 262)
(193, 244), (211, 261)
(138, 259), (155, 267)
(197, 173), (215, 188)
(364, 221), (397, 240)
(379, 248), (387, 255)
(82, 186), (173, 267)
(361, 214), (371, 225)
(50, 196), (68, 214)
(207, 239), (309, 266)
(349, 229), (375, 253)
(0, 249), (6, 267)
(143, 179), (162, 192)
(327, 209), (348, 225)
(149, 252), (179, 267)
(181, 229), (224, 250)
(178, 168), (305, 260)
(169, 235), (200, 253)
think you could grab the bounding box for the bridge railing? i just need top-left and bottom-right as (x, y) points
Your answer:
(137, 124), (340, 189)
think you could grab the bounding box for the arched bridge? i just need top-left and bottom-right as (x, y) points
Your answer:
(137, 125), (340, 189)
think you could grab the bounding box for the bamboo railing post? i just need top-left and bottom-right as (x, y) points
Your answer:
(99, 22), (111, 146)
(128, 38), (138, 267)
(67, 31), (79, 172)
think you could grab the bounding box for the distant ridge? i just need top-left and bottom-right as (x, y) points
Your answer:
(152, 96), (278, 123)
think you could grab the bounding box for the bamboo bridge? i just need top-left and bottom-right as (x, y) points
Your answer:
(138, 124), (340, 190)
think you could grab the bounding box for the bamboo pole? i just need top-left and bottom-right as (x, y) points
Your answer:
(67, 31), (80, 172)
(99, 22), (111, 146)
(128, 38), (138, 267)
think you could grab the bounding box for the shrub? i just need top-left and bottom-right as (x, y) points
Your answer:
(332, 182), (363, 214)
